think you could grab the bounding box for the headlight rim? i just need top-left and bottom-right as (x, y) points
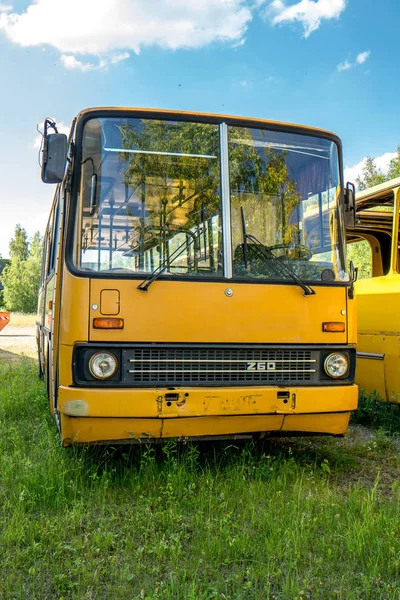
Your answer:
(323, 352), (349, 379)
(89, 351), (118, 380)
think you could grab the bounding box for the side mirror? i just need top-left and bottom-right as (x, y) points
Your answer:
(41, 119), (68, 183)
(344, 181), (356, 229)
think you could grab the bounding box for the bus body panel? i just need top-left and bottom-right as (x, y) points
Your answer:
(88, 279), (348, 345)
(355, 274), (400, 402)
(347, 180), (400, 402)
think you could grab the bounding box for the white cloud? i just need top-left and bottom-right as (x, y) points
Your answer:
(60, 55), (97, 71)
(232, 37), (246, 48)
(0, 0), (252, 61)
(0, 0), (349, 71)
(337, 59), (351, 72)
(344, 152), (396, 186)
(60, 51), (130, 71)
(337, 50), (370, 72)
(265, 0), (346, 38)
(356, 50), (370, 65)
(110, 52), (130, 64)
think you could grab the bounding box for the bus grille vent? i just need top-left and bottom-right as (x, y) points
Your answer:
(123, 346), (319, 387)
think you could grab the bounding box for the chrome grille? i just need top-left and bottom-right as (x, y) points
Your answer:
(123, 346), (319, 386)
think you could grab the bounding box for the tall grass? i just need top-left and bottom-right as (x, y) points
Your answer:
(352, 389), (400, 433)
(1, 361), (400, 599)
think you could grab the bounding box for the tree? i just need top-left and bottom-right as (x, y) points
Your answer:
(0, 256), (9, 309)
(2, 226), (42, 313)
(9, 224), (29, 261)
(387, 146), (400, 180)
(356, 157), (386, 191)
(350, 147), (400, 277)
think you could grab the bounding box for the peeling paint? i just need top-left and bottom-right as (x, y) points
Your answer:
(63, 400), (89, 417)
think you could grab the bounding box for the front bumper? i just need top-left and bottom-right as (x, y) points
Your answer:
(57, 383), (358, 445)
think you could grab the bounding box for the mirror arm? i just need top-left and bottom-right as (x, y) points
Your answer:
(44, 118), (58, 135)
(348, 260), (358, 299)
(345, 181), (356, 211)
(344, 181), (356, 230)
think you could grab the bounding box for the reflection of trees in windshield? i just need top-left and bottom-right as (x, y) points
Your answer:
(114, 120), (222, 273)
(228, 127), (344, 281)
(76, 117), (344, 281)
(119, 121), (221, 230)
(229, 126), (301, 250)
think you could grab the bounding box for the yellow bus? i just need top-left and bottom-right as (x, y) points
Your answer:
(37, 108), (358, 446)
(347, 177), (400, 402)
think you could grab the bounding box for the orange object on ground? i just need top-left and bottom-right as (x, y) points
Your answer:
(0, 312), (10, 332)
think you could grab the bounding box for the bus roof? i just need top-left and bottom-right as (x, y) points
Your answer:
(356, 177), (400, 203)
(349, 178), (400, 237)
(75, 106), (340, 142)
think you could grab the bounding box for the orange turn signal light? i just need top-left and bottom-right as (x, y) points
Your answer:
(93, 318), (124, 329)
(322, 322), (345, 333)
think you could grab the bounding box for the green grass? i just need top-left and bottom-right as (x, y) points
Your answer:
(352, 390), (400, 433)
(1, 362), (400, 599)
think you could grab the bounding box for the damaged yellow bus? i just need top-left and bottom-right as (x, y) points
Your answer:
(37, 108), (358, 445)
(347, 177), (400, 402)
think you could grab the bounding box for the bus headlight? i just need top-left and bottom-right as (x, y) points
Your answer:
(89, 352), (118, 380)
(324, 353), (348, 379)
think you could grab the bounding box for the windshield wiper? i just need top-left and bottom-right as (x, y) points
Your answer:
(240, 207), (315, 296)
(137, 227), (203, 292)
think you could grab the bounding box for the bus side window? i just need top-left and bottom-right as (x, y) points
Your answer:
(40, 233), (49, 287)
(347, 239), (372, 279)
(43, 188), (61, 281)
(49, 189), (61, 274)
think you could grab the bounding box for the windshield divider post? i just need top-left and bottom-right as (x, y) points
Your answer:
(240, 206), (248, 269)
(220, 122), (232, 279)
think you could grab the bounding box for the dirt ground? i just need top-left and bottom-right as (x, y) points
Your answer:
(0, 321), (37, 361)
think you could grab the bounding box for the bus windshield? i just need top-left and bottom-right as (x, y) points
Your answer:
(73, 116), (347, 282)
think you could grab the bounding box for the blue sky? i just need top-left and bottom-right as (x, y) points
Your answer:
(0, 0), (399, 257)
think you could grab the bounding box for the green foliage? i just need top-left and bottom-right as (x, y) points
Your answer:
(3, 361), (400, 599)
(356, 148), (400, 191)
(347, 239), (372, 279)
(0, 257), (9, 309)
(387, 146), (400, 180)
(356, 157), (386, 191)
(8, 224), (29, 261)
(2, 225), (42, 313)
(352, 390), (400, 433)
